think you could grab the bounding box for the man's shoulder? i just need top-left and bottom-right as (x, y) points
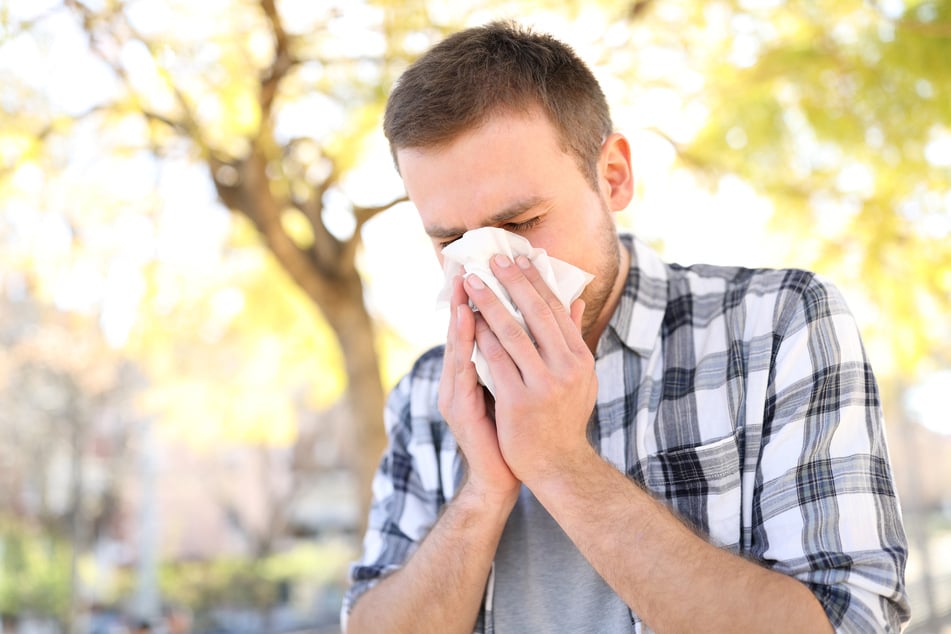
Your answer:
(409, 344), (446, 377)
(390, 344), (446, 401)
(384, 344), (447, 432)
(665, 261), (833, 312)
(622, 235), (825, 305)
(667, 260), (817, 296)
(660, 257), (854, 336)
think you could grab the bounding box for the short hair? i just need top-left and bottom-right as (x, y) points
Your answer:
(383, 20), (613, 189)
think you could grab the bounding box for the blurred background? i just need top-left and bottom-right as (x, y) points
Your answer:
(0, 0), (949, 632)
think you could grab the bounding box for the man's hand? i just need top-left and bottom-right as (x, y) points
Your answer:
(463, 254), (598, 483)
(439, 273), (520, 507)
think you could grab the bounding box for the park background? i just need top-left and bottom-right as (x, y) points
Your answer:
(1, 0), (949, 632)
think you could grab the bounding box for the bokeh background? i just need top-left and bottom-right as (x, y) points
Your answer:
(1, 1), (949, 632)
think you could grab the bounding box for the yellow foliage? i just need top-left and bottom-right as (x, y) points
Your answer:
(279, 207), (316, 249)
(127, 215), (346, 448)
(684, 0), (951, 382)
(3, 0), (946, 451)
(326, 102), (386, 175)
(219, 83), (262, 138)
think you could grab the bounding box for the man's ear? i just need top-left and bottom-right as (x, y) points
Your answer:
(599, 133), (634, 212)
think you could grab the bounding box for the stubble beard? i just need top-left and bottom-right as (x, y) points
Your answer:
(579, 208), (623, 341)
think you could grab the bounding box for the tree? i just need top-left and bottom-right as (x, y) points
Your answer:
(0, 0), (951, 572)
(0, 0), (454, 515)
(2, 3), (948, 627)
(69, 0), (403, 508)
(681, 0), (951, 377)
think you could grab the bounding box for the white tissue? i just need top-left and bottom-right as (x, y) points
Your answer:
(437, 227), (594, 396)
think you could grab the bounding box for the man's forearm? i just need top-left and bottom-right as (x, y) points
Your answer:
(529, 451), (833, 634)
(346, 485), (513, 634)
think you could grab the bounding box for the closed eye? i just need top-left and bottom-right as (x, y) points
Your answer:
(438, 217), (542, 250)
(503, 217), (541, 232)
(438, 236), (462, 249)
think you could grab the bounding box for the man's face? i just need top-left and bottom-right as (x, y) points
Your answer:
(395, 108), (624, 337)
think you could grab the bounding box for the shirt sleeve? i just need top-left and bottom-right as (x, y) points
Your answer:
(752, 272), (910, 632)
(340, 350), (455, 629)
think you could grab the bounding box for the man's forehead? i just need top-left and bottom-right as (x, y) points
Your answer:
(394, 105), (556, 161)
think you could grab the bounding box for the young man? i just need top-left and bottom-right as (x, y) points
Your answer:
(343, 21), (909, 633)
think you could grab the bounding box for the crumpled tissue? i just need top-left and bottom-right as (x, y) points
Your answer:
(437, 226), (594, 396)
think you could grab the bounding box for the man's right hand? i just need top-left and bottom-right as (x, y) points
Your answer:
(439, 274), (521, 509)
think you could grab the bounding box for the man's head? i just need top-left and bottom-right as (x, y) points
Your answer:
(389, 22), (634, 346)
(384, 20), (613, 190)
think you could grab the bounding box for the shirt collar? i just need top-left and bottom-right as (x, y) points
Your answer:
(601, 234), (668, 359)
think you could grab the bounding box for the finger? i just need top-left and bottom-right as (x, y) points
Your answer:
(440, 276), (474, 418)
(437, 291), (458, 419)
(570, 298), (585, 331)
(514, 255), (584, 336)
(450, 273), (469, 311)
(501, 255), (570, 347)
(472, 310), (525, 391)
(490, 254), (585, 359)
(451, 276), (479, 376)
(464, 271), (544, 377)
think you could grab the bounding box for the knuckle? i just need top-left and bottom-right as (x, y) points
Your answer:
(482, 340), (509, 363)
(548, 297), (568, 317)
(558, 359), (593, 386)
(498, 319), (527, 342)
(525, 296), (553, 319)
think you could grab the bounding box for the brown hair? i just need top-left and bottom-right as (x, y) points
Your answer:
(383, 20), (613, 189)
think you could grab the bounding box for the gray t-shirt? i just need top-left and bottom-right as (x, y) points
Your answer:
(492, 485), (633, 633)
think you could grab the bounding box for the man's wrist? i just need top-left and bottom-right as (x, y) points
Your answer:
(519, 442), (601, 494)
(453, 478), (519, 522)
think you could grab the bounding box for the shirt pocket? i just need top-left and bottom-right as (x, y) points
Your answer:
(644, 430), (743, 548)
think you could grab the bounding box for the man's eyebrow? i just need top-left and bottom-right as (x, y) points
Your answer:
(424, 196), (548, 239)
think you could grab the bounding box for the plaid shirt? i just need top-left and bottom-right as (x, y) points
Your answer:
(343, 235), (910, 633)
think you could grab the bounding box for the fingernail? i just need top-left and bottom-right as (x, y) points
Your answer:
(493, 254), (511, 267)
(516, 255), (532, 269)
(466, 274), (485, 290)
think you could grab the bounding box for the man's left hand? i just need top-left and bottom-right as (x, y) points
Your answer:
(462, 253), (598, 483)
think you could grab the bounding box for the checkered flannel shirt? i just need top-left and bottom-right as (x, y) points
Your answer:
(343, 235), (910, 633)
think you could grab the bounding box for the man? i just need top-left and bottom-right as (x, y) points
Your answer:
(343, 21), (909, 633)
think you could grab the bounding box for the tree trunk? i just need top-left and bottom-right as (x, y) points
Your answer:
(320, 275), (386, 523)
(210, 150), (387, 528)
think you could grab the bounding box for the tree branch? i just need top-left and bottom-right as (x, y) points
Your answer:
(353, 196), (409, 232)
(63, 0), (211, 157)
(338, 194), (410, 268)
(297, 195), (343, 278)
(0, 4), (65, 46)
(258, 0), (297, 120)
(307, 157), (345, 275)
(0, 105), (111, 181)
(627, 0), (656, 20)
